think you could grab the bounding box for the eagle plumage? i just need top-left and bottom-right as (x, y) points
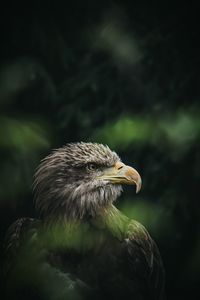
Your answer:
(3, 143), (165, 300)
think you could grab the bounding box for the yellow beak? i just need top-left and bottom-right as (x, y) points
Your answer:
(98, 161), (142, 193)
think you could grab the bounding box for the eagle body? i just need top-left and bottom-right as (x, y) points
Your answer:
(48, 210), (164, 300)
(3, 143), (165, 300)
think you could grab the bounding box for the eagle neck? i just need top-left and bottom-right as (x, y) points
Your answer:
(91, 205), (130, 241)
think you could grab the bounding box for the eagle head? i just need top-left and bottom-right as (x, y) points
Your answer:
(34, 142), (141, 220)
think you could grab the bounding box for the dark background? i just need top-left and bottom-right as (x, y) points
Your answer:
(0, 1), (199, 299)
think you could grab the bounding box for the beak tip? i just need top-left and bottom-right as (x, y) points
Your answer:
(136, 178), (142, 194)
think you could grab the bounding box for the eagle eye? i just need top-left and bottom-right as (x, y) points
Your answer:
(86, 163), (97, 171)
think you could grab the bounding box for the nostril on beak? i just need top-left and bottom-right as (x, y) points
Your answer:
(117, 165), (123, 170)
(115, 162), (125, 170)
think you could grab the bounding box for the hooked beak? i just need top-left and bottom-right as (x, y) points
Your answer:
(98, 161), (142, 193)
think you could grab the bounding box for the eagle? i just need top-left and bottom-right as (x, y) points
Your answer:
(3, 142), (165, 300)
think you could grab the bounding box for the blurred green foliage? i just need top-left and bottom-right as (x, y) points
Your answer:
(0, 1), (200, 299)
(0, 117), (49, 151)
(92, 109), (200, 159)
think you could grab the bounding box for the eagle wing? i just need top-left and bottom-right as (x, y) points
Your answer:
(3, 218), (94, 300)
(125, 220), (165, 300)
(3, 217), (40, 277)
